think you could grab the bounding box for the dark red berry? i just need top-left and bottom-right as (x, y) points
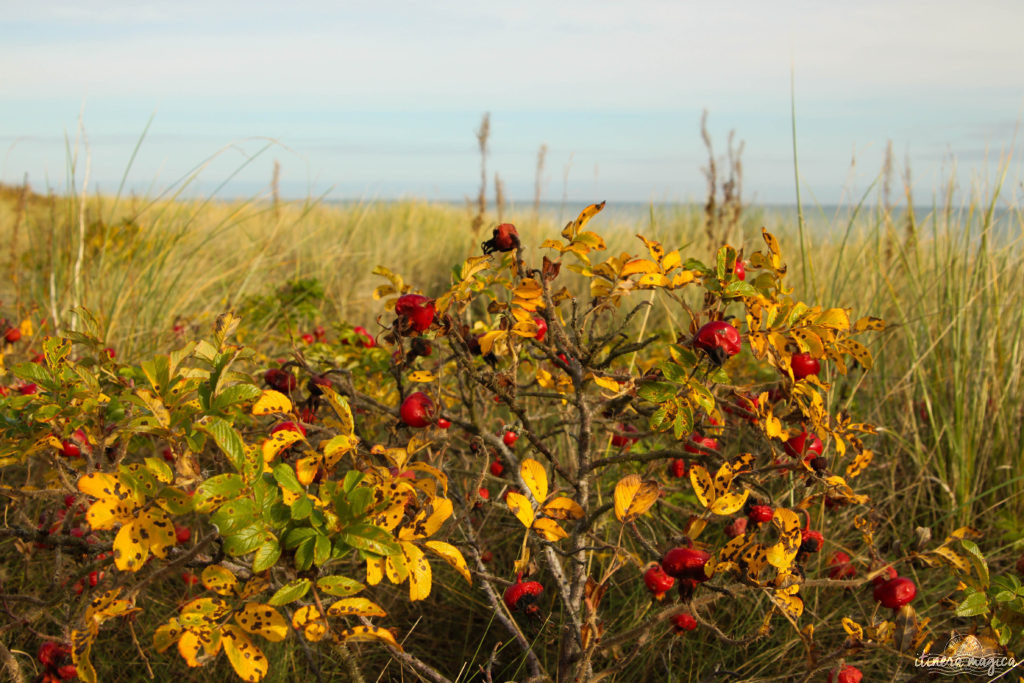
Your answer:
(503, 574), (543, 615)
(61, 440), (81, 458)
(611, 423), (639, 449)
(38, 642), (69, 667)
(693, 321), (742, 365)
(56, 664), (77, 680)
(725, 517), (747, 538)
(828, 665), (862, 683)
(532, 316), (547, 342)
(670, 613), (698, 633)
(353, 325), (376, 347)
(873, 576), (916, 609)
(264, 368), (297, 393)
(643, 564), (676, 600)
(790, 352), (821, 380)
(18, 382), (38, 395)
(783, 430), (823, 459)
(747, 504), (774, 524)
(661, 546), (710, 582)
(400, 392), (436, 428)
(395, 294), (436, 333)
(684, 433), (719, 455)
(182, 572), (199, 586)
(871, 565), (898, 586)
(490, 461), (504, 477)
(482, 223), (520, 254)
(174, 525), (191, 544)
(733, 260), (746, 281)
(668, 459), (686, 478)
(827, 551), (855, 580)
(503, 430), (518, 447)
(436, 418), (451, 429)
(4, 328), (22, 343)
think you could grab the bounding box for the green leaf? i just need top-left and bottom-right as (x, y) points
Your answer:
(155, 486), (194, 515)
(686, 379), (716, 414)
(251, 537), (281, 573)
(212, 383), (263, 413)
(715, 246), (729, 281)
(12, 362), (55, 388)
(658, 361), (690, 384)
(273, 464), (304, 494)
(723, 281), (759, 299)
(672, 404), (693, 441)
(140, 355), (171, 395)
(959, 539), (990, 589)
(316, 575), (365, 597)
(954, 590), (989, 618)
(283, 528), (316, 550)
(342, 470), (364, 494)
(267, 578), (310, 606)
(193, 474), (245, 513)
(340, 523), (401, 556)
(290, 496), (313, 521)
(211, 498), (258, 536)
(649, 405), (671, 431)
(201, 417), (247, 474)
(293, 538), (315, 571)
(638, 381), (677, 404)
(313, 534), (331, 566)
(144, 457), (174, 484)
(222, 523), (268, 556)
(43, 336), (72, 367)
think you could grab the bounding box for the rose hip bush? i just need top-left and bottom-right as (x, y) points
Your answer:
(0, 203), (1014, 682)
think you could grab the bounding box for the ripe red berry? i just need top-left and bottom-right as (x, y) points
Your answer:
(395, 294), (436, 333)
(264, 368), (297, 393)
(88, 570), (102, 587)
(313, 325), (327, 341)
(733, 260), (746, 281)
(161, 447), (174, 462)
(871, 565), (898, 587)
(532, 316), (547, 342)
(63, 494), (76, 508)
(503, 574), (544, 615)
(725, 517), (747, 538)
(800, 527), (824, 553)
(693, 321), (742, 365)
(503, 430), (518, 447)
(18, 382), (39, 395)
(436, 418), (451, 429)
(873, 576), (916, 609)
(56, 664), (78, 680)
(400, 392), (436, 428)
(684, 433), (719, 455)
(490, 460), (504, 477)
(661, 546), (710, 582)
(103, 347), (116, 359)
(4, 328), (21, 343)
(828, 551), (856, 580)
(481, 222), (520, 254)
(643, 564), (676, 600)
(783, 430), (824, 459)
(477, 487), (490, 501)
(747, 504), (774, 524)
(790, 352), (821, 380)
(671, 613), (698, 633)
(353, 325), (376, 348)
(61, 440), (81, 458)
(556, 352), (569, 365)
(480, 550), (493, 563)
(174, 525), (191, 544)
(668, 459), (686, 478)
(611, 423), (639, 449)
(182, 572), (200, 586)
(38, 642), (68, 667)
(301, 333), (315, 345)
(828, 665), (863, 683)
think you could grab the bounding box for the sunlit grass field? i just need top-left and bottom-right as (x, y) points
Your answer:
(0, 170), (1021, 679)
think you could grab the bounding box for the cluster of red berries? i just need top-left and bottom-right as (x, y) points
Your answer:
(37, 642), (76, 681)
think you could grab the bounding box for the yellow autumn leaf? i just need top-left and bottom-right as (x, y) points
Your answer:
(292, 606), (328, 642)
(113, 520), (150, 572)
(402, 542), (432, 601)
(295, 456), (319, 486)
(591, 375), (621, 392)
(424, 541), (471, 584)
(506, 491), (535, 528)
(135, 507), (175, 559)
(688, 465), (716, 509)
(252, 390), (292, 416)
(327, 597), (388, 617)
(338, 624), (401, 649)
(842, 617), (864, 640)
(765, 508), (801, 569)
(542, 497), (584, 521)
(407, 370), (437, 383)
(321, 387), (354, 435)
(520, 458), (549, 503)
(613, 475), (660, 523)
(620, 258), (660, 277)
(201, 565), (239, 596)
(709, 490), (750, 515)
(769, 589), (804, 619)
(562, 201), (606, 240)
(532, 518), (568, 541)
(478, 330), (507, 356)
(637, 273), (669, 288)
(815, 308), (850, 330)
(235, 603), (288, 642)
(262, 429), (303, 464)
(222, 625), (269, 682)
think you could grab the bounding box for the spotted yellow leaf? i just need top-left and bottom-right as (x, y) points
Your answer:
(292, 605), (327, 642)
(520, 458), (548, 503)
(769, 588), (804, 619)
(620, 259), (660, 277)
(222, 624), (268, 682)
(765, 508), (801, 569)
(407, 370), (436, 383)
(709, 490), (750, 515)
(295, 456), (319, 486)
(402, 542), (432, 601)
(233, 603), (288, 642)
(689, 465), (716, 509)
(201, 565), (239, 596)
(327, 597), (387, 617)
(842, 617), (864, 640)
(424, 540), (471, 584)
(338, 624), (401, 649)
(613, 474), (660, 523)
(262, 429), (303, 464)
(542, 497), (584, 521)
(533, 517), (568, 541)
(252, 390), (292, 416)
(506, 491), (535, 528)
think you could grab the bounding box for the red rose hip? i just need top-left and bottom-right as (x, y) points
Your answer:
(790, 352), (821, 380)
(643, 564), (676, 600)
(400, 392), (436, 428)
(395, 294), (436, 333)
(873, 576), (916, 609)
(693, 321), (742, 365)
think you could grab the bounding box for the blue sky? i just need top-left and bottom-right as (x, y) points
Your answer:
(2, 0), (1022, 205)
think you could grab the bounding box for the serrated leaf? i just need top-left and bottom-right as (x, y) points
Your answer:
(340, 523), (401, 556)
(251, 538), (281, 573)
(272, 463), (305, 493)
(402, 542), (432, 601)
(689, 465), (715, 509)
(532, 517), (568, 541)
(542, 497), (584, 521)
(613, 475), (660, 523)
(263, 429), (303, 464)
(954, 590), (989, 617)
(709, 490), (750, 515)
(202, 417), (247, 473)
